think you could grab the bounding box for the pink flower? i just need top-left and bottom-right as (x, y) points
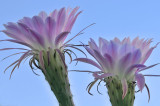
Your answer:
(2, 7), (81, 50)
(1, 7), (82, 78)
(75, 37), (159, 99)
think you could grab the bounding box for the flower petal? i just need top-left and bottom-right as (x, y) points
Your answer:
(131, 49), (141, 64)
(138, 63), (159, 72)
(107, 41), (117, 58)
(66, 11), (82, 32)
(142, 43), (159, 64)
(126, 64), (146, 74)
(28, 29), (44, 46)
(50, 9), (58, 20)
(39, 51), (46, 74)
(84, 46), (95, 57)
(74, 58), (102, 70)
(32, 16), (44, 34)
(119, 53), (132, 72)
(56, 8), (66, 35)
(121, 79), (128, 99)
(135, 73), (145, 92)
(55, 32), (70, 46)
(0, 39), (33, 49)
(18, 17), (34, 28)
(45, 17), (56, 40)
(38, 11), (47, 21)
(89, 38), (99, 51)
(103, 53), (113, 69)
(93, 50), (110, 71)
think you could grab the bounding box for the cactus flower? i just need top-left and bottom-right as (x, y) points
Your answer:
(1, 7), (82, 106)
(75, 37), (159, 106)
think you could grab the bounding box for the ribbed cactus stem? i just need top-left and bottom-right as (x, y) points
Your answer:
(40, 50), (74, 106)
(104, 77), (135, 106)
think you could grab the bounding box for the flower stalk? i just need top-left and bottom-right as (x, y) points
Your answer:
(39, 50), (74, 106)
(105, 77), (135, 106)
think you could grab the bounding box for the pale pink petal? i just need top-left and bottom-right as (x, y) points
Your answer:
(50, 9), (58, 20)
(0, 39), (33, 49)
(121, 79), (128, 99)
(131, 49), (141, 64)
(74, 58), (102, 70)
(38, 11), (47, 21)
(68, 7), (80, 20)
(107, 41), (117, 58)
(132, 37), (139, 46)
(39, 51), (46, 74)
(119, 53), (132, 71)
(142, 43), (159, 64)
(99, 37), (109, 52)
(126, 64), (146, 74)
(135, 73), (145, 91)
(84, 46), (95, 57)
(103, 53), (113, 69)
(55, 32), (70, 46)
(120, 43), (131, 56)
(93, 50), (110, 71)
(138, 63), (159, 72)
(89, 38), (99, 51)
(2, 30), (22, 40)
(17, 23), (34, 42)
(56, 8), (66, 35)
(32, 16), (44, 34)
(66, 11), (82, 32)
(28, 29), (44, 46)
(45, 17), (56, 40)
(113, 37), (121, 44)
(19, 17), (33, 28)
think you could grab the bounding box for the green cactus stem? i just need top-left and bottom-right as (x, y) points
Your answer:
(38, 50), (74, 106)
(104, 77), (135, 106)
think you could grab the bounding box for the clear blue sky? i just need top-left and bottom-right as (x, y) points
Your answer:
(0, 0), (160, 106)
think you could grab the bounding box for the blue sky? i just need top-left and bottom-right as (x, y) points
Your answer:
(0, 0), (160, 106)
